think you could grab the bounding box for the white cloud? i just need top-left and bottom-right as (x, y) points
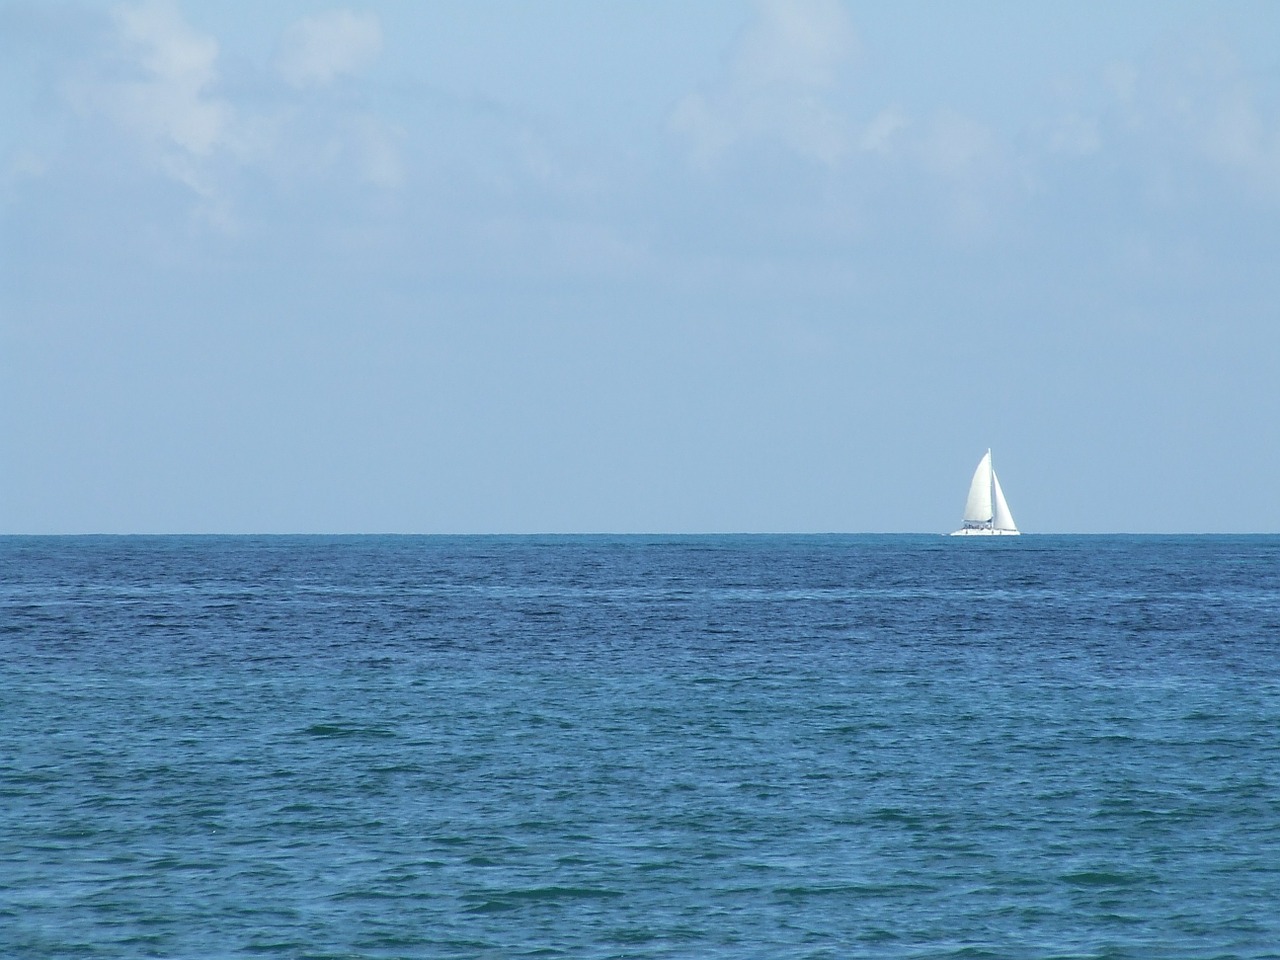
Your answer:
(670, 0), (857, 167)
(276, 10), (382, 89)
(1196, 89), (1280, 198)
(94, 0), (232, 157)
(57, 0), (242, 226)
(919, 111), (996, 180)
(53, 1), (404, 229)
(859, 106), (908, 155)
(351, 114), (404, 188)
(1106, 39), (1280, 202)
(733, 0), (857, 91)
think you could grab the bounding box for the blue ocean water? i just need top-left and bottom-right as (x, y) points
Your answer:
(3, 535), (1280, 959)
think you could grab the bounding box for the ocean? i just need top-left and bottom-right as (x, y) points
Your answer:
(3, 534), (1279, 958)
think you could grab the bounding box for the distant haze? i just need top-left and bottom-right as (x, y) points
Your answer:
(4, 1), (1278, 533)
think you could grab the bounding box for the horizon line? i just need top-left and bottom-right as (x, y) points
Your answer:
(2, 531), (1277, 538)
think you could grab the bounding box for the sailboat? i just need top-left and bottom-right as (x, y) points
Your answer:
(950, 449), (1020, 536)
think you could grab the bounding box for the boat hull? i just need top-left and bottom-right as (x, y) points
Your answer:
(949, 527), (1020, 536)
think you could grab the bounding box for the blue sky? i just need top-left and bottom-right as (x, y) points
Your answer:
(3, 1), (1279, 533)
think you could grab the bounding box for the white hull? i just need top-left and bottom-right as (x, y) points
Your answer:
(949, 527), (1020, 536)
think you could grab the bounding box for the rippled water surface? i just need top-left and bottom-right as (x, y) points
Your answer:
(3, 535), (1280, 958)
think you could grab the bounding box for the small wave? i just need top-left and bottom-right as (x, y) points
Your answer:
(775, 881), (940, 897)
(299, 723), (397, 739)
(463, 886), (624, 913)
(1060, 869), (1145, 888)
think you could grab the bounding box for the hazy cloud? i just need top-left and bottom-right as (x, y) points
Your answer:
(670, 0), (857, 167)
(859, 106), (908, 155)
(733, 0), (857, 91)
(54, 0), (242, 225)
(360, 124), (404, 189)
(919, 111), (997, 181)
(47, 1), (404, 227)
(90, 0), (232, 158)
(1193, 83), (1280, 199)
(1105, 39), (1280, 202)
(1047, 113), (1101, 156)
(276, 10), (382, 89)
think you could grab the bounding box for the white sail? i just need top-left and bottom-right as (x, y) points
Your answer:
(951, 449), (1020, 536)
(961, 450), (993, 523)
(991, 470), (1017, 531)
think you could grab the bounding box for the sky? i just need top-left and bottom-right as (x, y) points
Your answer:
(3, 1), (1280, 534)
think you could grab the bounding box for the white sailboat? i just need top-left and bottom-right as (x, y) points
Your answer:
(950, 449), (1020, 536)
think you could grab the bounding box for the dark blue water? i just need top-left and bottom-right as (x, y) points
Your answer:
(3, 535), (1280, 958)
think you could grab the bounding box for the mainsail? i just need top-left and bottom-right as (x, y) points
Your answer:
(962, 450), (994, 524)
(952, 449), (1020, 536)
